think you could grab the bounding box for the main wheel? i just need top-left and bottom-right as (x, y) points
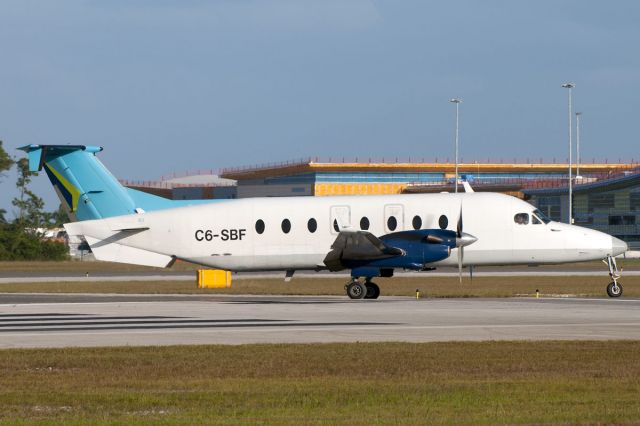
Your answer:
(346, 281), (367, 299)
(606, 281), (623, 298)
(365, 282), (380, 299)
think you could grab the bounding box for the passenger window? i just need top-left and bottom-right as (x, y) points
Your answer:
(412, 215), (422, 230)
(387, 216), (397, 231)
(514, 213), (529, 225)
(281, 219), (291, 233)
(307, 218), (317, 233)
(438, 215), (448, 230)
(360, 216), (370, 230)
(255, 219), (265, 234)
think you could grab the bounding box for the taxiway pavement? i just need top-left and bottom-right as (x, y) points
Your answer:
(2, 268), (640, 284)
(1, 294), (639, 348)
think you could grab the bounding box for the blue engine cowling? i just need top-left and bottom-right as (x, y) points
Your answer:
(347, 229), (457, 278)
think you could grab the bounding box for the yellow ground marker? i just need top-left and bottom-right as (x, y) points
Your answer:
(197, 270), (232, 288)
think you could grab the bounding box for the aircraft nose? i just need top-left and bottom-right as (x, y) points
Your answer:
(611, 236), (628, 257)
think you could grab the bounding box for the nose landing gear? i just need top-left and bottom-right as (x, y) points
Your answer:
(604, 255), (623, 298)
(345, 278), (380, 300)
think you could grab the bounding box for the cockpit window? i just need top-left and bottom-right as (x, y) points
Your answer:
(532, 214), (542, 225)
(514, 213), (529, 225)
(532, 209), (551, 224)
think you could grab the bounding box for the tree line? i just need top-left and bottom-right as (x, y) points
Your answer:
(0, 141), (68, 260)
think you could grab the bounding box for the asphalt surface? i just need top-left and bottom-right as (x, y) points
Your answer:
(1, 294), (639, 348)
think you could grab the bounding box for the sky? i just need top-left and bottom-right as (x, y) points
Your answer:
(1, 0), (640, 215)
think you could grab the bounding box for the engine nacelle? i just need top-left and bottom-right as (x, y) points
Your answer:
(346, 229), (456, 278)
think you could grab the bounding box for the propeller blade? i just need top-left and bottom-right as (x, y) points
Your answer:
(457, 203), (463, 283)
(454, 202), (478, 248)
(470, 265), (473, 283)
(458, 246), (463, 283)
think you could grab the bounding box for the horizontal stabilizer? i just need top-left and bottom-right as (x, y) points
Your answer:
(18, 144), (103, 172)
(65, 220), (172, 268)
(111, 226), (150, 232)
(65, 217), (149, 236)
(84, 236), (174, 268)
(106, 214), (152, 232)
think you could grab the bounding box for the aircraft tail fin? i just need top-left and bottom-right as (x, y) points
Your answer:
(18, 144), (206, 221)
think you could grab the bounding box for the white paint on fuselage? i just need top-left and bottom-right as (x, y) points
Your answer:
(72, 192), (621, 272)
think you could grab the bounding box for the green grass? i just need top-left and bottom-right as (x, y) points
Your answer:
(1, 341), (639, 424)
(2, 275), (640, 298)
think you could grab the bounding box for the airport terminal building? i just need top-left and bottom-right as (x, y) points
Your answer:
(525, 173), (640, 249)
(126, 160), (640, 249)
(219, 160), (633, 196)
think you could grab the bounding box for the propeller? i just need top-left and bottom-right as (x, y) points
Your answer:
(455, 204), (478, 283)
(457, 206), (463, 282)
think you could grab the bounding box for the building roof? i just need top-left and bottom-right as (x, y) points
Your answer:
(524, 171), (640, 195)
(221, 160), (638, 181)
(162, 174), (236, 186)
(120, 174), (235, 189)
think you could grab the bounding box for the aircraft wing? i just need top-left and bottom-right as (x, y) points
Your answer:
(323, 231), (404, 271)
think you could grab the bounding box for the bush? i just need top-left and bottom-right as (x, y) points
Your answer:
(0, 224), (68, 261)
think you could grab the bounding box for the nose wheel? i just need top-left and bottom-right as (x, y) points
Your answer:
(607, 281), (623, 297)
(604, 255), (623, 298)
(345, 279), (380, 300)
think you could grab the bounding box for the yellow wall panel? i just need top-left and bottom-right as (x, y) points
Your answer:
(314, 183), (408, 196)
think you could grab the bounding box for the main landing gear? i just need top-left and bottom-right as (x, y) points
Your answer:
(604, 255), (623, 298)
(345, 278), (380, 300)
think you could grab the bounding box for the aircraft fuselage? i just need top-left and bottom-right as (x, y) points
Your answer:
(68, 192), (625, 271)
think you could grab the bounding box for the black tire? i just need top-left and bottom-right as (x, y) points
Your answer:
(346, 282), (367, 299)
(606, 282), (623, 298)
(365, 282), (380, 299)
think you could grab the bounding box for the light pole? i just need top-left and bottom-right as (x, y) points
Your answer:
(575, 112), (582, 178)
(450, 98), (462, 193)
(561, 83), (575, 224)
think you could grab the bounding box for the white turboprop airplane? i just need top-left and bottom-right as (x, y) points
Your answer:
(20, 145), (628, 299)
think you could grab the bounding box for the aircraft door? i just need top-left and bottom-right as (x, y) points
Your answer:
(330, 205), (351, 234)
(384, 204), (404, 233)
